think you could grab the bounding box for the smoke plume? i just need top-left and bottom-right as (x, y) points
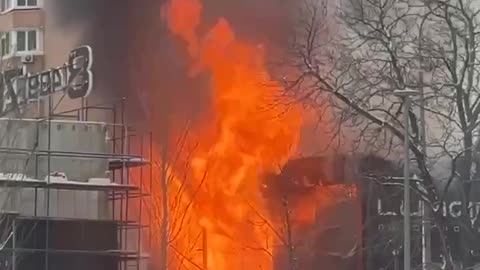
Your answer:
(51, 0), (297, 129)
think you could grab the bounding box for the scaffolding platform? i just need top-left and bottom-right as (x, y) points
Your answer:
(0, 177), (138, 192)
(0, 98), (153, 270)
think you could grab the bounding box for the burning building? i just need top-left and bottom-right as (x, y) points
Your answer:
(265, 154), (480, 270)
(5, 1), (480, 270)
(261, 155), (400, 270)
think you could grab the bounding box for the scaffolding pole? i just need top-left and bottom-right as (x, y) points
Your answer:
(0, 97), (152, 270)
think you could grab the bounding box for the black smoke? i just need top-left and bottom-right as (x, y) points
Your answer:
(51, 0), (297, 127)
(51, 0), (132, 103)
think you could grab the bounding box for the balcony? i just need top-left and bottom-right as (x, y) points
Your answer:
(0, 8), (44, 32)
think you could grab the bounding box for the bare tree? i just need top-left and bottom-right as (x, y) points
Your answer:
(146, 123), (325, 270)
(281, 0), (480, 269)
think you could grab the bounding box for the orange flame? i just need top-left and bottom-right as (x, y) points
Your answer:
(141, 0), (305, 270)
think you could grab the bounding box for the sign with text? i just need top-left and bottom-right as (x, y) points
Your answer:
(362, 181), (480, 270)
(0, 45), (93, 115)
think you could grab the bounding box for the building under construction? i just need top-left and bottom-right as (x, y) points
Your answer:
(0, 46), (152, 270)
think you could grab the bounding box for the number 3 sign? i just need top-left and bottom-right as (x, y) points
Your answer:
(67, 45), (93, 99)
(0, 45), (94, 116)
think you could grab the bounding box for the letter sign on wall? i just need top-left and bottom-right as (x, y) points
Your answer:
(67, 46), (93, 99)
(0, 45), (94, 115)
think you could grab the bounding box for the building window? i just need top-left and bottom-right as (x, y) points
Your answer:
(1, 0), (12, 12)
(1, 29), (42, 57)
(1, 0), (40, 12)
(1, 32), (10, 56)
(16, 30), (37, 52)
(17, 0), (37, 7)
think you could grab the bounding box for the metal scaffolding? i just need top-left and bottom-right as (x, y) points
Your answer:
(0, 95), (152, 270)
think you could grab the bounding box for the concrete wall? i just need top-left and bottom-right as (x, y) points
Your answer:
(0, 118), (112, 220)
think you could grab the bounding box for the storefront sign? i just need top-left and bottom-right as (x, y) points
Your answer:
(0, 45), (93, 115)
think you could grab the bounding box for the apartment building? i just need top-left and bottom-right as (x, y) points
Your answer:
(0, 0), (88, 113)
(0, 0), (45, 71)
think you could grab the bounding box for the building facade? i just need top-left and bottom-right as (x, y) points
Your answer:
(0, 0), (88, 116)
(0, 2), (150, 270)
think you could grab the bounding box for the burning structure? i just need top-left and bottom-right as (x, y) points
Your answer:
(262, 155), (403, 270)
(3, 0), (475, 269)
(0, 1), (347, 270)
(125, 0), (373, 270)
(7, 1), (480, 270)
